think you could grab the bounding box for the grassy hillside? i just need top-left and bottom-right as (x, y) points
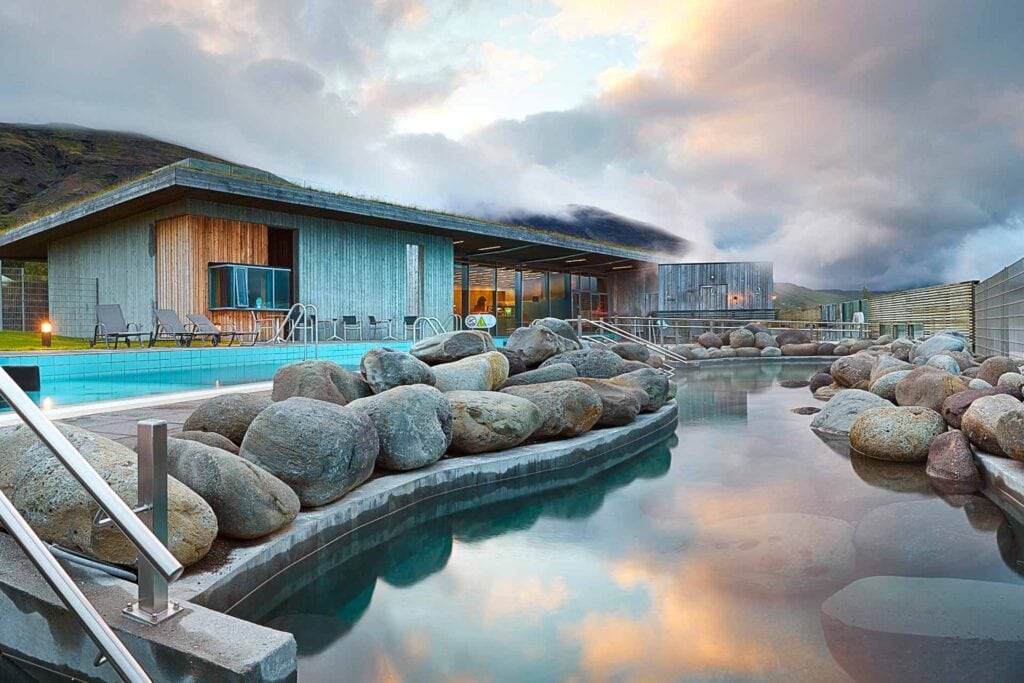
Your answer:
(0, 123), (229, 230)
(774, 282), (864, 310)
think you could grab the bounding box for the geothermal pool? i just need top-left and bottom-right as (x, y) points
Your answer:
(235, 361), (1024, 682)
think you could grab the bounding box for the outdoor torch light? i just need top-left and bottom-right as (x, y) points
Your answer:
(40, 320), (52, 348)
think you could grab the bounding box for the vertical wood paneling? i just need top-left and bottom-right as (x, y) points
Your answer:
(658, 262), (774, 313)
(867, 282), (976, 344)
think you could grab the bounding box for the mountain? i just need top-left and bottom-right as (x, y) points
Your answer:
(774, 282), (864, 310)
(0, 123), (228, 230)
(0, 123), (686, 256)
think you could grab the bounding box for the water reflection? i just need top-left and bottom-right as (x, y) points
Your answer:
(243, 361), (1024, 682)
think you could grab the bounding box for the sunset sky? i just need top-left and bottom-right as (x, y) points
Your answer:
(3, 1), (1024, 288)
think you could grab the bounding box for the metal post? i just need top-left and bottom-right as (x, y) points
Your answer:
(123, 420), (182, 625)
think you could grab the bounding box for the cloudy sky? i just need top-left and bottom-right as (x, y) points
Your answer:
(3, 0), (1024, 288)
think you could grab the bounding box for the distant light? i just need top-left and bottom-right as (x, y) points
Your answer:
(771, 294), (778, 301)
(565, 258), (587, 263)
(611, 265), (633, 270)
(477, 245), (502, 251)
(453, 240), (464, 245)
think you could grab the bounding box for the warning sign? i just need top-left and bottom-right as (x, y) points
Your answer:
(464, 314), (497, 329)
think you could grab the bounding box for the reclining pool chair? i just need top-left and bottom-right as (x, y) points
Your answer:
(187, 313), (259, 347)
(90, 304), (154, 349)
(154, 309), (197, 347)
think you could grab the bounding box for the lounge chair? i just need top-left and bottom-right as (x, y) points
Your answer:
(90, 304), (154, 349)
(154, 309), (196, 347)
(404, 315), (418, 339)
(341, 315), (361, 340)
(187, 314), (258, 347)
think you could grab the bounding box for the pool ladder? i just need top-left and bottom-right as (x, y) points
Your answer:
(0, 368), (181, 683)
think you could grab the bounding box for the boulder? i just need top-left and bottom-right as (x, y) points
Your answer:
(165, 438), (299, 540)
(608, 342), (650, 363)
(240, 397), (378, 507)
(816, 342), (837, 355)
(432, 351), (509, 393)
(875, 334), (895, 344)
(500, 362), (578, 388)
(0, 425), (216, 566)
(849, 339), (876, 353)
(871, 355), (914, 382)
(360, 347), (435, 394)
(809, 372), (835, 393)
(781, 343), (820, 356)
(810, 389), (891, 435)
(729, 328), (755, 349)
(271, 360), (372, 405)
(734, 347), (762, 358)
(961, 394), (1023, 455)
(925, 355), (961, 375)
(346, 385), (453, 471)
(890, 338), (914, 361)
(941, 386), (1022, 429)
(999, 372), (1024, 390)
(995, 409), (1024, 462)
(529, 317), (580, 344)
(715, 347), (735, 358)
(497, 348), (528, 376)
(171, 430), (240, 455)
(821, 577), (1024, 683)
(831, 355), (874, 388)
(620, 359), (653, 372)
(744, 322), (772, 335)
(894, 366), (970, 412)
(869, 369), (911, 402)
(775, 329), (812, 346)
(814, 382), (843, 401)
(182, 393), (272, 446)
(833, 345), (850, 356)
(926, 430), (982, 493)
(572, 378), (646, 426)
(446, 391), (543, 454)
(409, 330), (496, 365)
(760, 346), (782, 358)
(606, 368), (670, 413)
(691, 513), (855, 594)
(754, 332), (778, 349)
(977, 356), (1020, 385)
(500, 381), (603, 438)
(849, 406), (946, 462)
(697, 332), (722, 348)
(968, 378), (992, 390)
(647, 353), (665, 368)
(504, 325), (576, 367)
(938, 350), (975, 371)
(539, 348), (627, 378)
(910, 333), (967, 362)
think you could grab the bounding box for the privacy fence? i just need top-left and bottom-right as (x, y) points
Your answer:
(976, 257), (1024, 358)
(0, 267), (98, 337)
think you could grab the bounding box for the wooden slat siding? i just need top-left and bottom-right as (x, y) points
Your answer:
(609, 265), (658, 316)
(658, 262), (774, 312)
(866, 281), (977, 345)
(47, 202), (193, 337)
(155, 215), (269, 333)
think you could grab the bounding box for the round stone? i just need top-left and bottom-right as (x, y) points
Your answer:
(446, 390), (544, 454)
(346, 384), (453, 471)
(271, 360), (372, 405)
(182, 393), (272, 446)
(849, 406), (946, 462)
(409, 330), (496, 365)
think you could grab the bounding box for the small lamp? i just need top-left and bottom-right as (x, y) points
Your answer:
(40, 320), (52, 348)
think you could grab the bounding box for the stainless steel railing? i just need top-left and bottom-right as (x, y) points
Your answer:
(598, 316), (893, 345)
(569, 318), (690, 370)
(411, 316), (447, 341)
(0, 369), (184, 683)
(269, 302), (320, 358)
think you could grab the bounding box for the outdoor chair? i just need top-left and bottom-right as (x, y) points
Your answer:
(187, 314), (258, 347)
(404, 315), (419, 340)
(342, 315), (362, 340)
(154, 309), (196, 347)
(250, 310), (278, 343)
(368, 315), (391, 339)
(90, 304), (154, 349)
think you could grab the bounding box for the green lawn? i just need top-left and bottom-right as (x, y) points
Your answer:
(0, 329), (184, 351)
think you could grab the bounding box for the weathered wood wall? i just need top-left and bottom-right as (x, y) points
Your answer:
(866, 281), (976, 344)
(658, 262), (774, 313)
(155, 215), (270, 332)
(608, 265), (659, 316)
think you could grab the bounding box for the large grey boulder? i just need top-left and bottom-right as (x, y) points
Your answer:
(501, 381), (603, 438)
(961, 394), (1022, 455)
(606, 368), (670, 413)
(691, 513), (855, 594)
(809, 372), (835, 393)
(734, 347), (761, 358)
(446, 390), (543, 454)
(729, 328), (755, 349)
(810, 389), (891, 435)
(0, 425), (216, 566)
(831, 355), (873, 388)
(539, 348), (627, 378)
(977, 356), (1021, 386)
(871, 355), (914, 382)
(497, 348), (528, 376)
(360, 347), (435, 394)
(182, 393), (271, 446)
(240, 397), (378, 507)
(500, 362), (578, 388)
(172, 430), (239, 454)
(994, 408), (1024, 462)
(926, 430), (982, 493)
(775, 329), (812, 346)
(432, 351), (509, 392)
(608, 342), (650, 363)
(529, 317), (580, 344)
(271, 360), (372, 405)
(571, 378), (646, 426)
(781, 342), (819, 356)
(504, 325), (576, 367)
(869, 369), (911, 402)
(890, 338), (914, 361)
(910, 333), (966, 362)
(697, 332), (722, 348)
(761, 346), (782, 357)
(410, 330), (495, 365)
(754, 332), (777, 349)
(165, 438), (299, 540)
(941, 385), (1021, 429)
(895, 366), (970, 412)
(998, 372), (1024, 391)
(822, 576), (1024, 683)
(925, 355), (961, 375)
(849, 406), (945, 462)
(347, 385), (453, 471)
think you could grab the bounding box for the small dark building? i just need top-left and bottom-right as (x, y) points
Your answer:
(656, 261), (775, 319)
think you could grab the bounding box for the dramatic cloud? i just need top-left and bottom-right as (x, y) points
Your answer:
(2, 0), (1024, 288)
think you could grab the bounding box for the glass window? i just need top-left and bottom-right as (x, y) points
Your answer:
(550, 273), (570, 319)
(468, 265), (495, 315)
(453, 264), (465, 318)
(496, 267), (517, 336)
(522, 271), (548, 324)
(209, 264), (291, 310)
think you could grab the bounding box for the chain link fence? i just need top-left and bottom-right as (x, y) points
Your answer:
(0, 267), (98, 338)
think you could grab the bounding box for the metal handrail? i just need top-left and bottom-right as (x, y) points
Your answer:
(270, 303), (320, 358)
(0, 369), (180, 683)
(446, 314), (463, 331)
(569, 318), (691, 367)
(412, 316), (446, 341)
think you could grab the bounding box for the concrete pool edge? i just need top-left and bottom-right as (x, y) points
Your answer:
(977, 452), (1024, 527)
